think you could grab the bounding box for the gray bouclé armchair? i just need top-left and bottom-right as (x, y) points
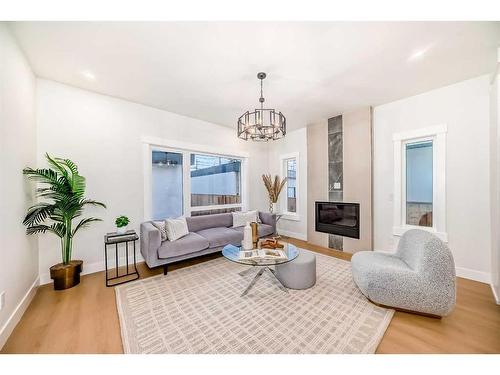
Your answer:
(351, 229), (456, 317)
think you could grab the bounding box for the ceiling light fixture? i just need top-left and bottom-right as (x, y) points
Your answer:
(237, 72), (286, 141)
(408, 48), (428, 61)
(81, 70), (96, 81)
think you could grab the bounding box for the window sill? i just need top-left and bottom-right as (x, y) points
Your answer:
(281, 213), (300, 222)
(190, 203), (242, 212)
(393, 225), (448, 242)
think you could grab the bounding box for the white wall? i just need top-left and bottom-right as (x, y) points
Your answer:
(306, 121), (329, 247)
(267, 128), (308, 240)
(36, 79), (268, 283)
(373, 75), (492, 283)
(0, 24), (39, 348)
(490, 56), (500, 303)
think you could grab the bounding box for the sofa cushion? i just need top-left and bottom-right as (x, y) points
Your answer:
(233, 223), (274, 238)
(186, 213), (233, 232)
(196, 227), (243, 248)
(157, 232), (209, 259)
(232, 210), (258, 227)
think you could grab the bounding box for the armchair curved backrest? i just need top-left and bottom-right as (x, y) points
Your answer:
(396, 229), (455, 282)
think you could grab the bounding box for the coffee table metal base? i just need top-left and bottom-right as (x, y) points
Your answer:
(238, 266), (289, 297)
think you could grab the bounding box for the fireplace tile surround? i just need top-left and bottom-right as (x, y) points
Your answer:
(328, 115), (344, 250)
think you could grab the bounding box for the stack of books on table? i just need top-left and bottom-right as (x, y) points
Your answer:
(239, 248), (287, 261)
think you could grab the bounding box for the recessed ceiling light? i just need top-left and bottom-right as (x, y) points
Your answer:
(81, 70), (96, 81)
(408, 48), (428, 61)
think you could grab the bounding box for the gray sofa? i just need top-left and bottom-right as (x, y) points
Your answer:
(140, 212), (276, 274)
(351, 229), (456, 317)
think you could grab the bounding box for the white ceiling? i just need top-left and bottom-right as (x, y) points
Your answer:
(9, 21), (500, 131)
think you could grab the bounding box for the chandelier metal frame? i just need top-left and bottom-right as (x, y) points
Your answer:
(237, 72), (286, 141)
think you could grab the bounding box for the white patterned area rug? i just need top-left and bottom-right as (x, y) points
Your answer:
(115, 251), (394, 354)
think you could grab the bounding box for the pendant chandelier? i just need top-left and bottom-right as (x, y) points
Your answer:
(237, 72), (286, 141)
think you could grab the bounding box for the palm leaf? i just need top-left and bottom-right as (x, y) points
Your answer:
(23, 203), (54, 226)
(70, 173), (86, 197)
(72, 217), (102, 236)
(45, 153), (69, 178)
(26, 225), (53, 236)
(58, 158), (79, 175)
(50, 222), (67, 237)
(61, 158), (86, 196)
(80, 199), (107, 209)
(23, 168), (65, 189)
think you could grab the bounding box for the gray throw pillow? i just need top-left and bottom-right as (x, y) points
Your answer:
(151, 221), (167, 241)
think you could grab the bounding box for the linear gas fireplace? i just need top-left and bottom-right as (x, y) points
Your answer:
(315, 201), (360, 239)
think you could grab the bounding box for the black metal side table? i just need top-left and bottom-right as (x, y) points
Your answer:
(104, 230), (140, 287)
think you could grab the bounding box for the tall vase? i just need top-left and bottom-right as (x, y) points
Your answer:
(270, 202), (277, 213)
(243, 222), (253, 250)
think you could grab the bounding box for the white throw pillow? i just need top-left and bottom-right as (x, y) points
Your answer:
(151, 221), (167, 241)
(232, 210), (258, 228)
(165, 217), (189, 241)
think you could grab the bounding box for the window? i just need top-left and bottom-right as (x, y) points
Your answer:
(151, 151), (183, 220)
(190, 154), (241, 207)
(405, 140), (433, 227)
(145, 139), (246, 219)
(280, 152), (299, 219)
(285, 158), (297, 213)
(393, 125), (447, 241)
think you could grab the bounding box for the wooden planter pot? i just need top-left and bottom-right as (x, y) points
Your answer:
(49, 260), (83, 290)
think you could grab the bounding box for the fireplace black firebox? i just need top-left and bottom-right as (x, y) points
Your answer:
(315, 202), (360, 239)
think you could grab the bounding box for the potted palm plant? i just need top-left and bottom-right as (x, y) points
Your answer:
(262, 174), (287, 213)
(23, 154), (106, 290)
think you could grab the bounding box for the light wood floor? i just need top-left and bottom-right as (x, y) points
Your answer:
(2, 237), (499, 354)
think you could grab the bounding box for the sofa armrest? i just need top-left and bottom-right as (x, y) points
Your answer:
(259, 212), (276, 234)
(140, 222), (162, 267)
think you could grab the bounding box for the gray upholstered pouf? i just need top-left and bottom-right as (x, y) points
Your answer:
(275, 250), (316, 290)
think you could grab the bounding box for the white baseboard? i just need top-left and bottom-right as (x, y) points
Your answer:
(39, 254), (145, 285)
(0, 277), (39, 350)
(455, 266), (491, 284)
(278, 229), (307, 241)
(491, 284), (500, 305)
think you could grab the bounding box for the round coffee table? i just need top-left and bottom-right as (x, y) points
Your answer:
(222, 243), (299, 296)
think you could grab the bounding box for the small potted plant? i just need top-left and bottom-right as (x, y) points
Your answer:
(115, 215), (130, 234)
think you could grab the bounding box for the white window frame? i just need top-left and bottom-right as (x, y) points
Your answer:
(142, 136), (249, 220)
(280, 152), (300, 221)
(392, 124), (447, 242)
